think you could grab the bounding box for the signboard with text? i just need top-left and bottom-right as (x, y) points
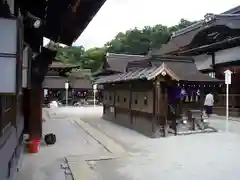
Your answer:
(224, 69), (232, 85)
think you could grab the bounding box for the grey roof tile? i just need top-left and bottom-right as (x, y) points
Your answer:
(154, 13), (240, 55)
(106, 53), (147, 72)
(94, 56), (223, 84)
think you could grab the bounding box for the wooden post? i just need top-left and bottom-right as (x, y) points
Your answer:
(156, 80), (165, 136)
(199, 84), (204, 112)
(129, 84), (133, 125)
(164, 85), (168, 137)
(28, 85), (43, 139)
(152, 82), (157, 136)
(113, 84), (116, 119)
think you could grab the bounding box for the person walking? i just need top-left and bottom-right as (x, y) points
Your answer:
(204, 91), (214, 118)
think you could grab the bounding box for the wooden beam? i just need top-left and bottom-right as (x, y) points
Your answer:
(72, 0), (81, 13)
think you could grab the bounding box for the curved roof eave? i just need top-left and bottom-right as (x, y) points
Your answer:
(43, 0), (106, 45)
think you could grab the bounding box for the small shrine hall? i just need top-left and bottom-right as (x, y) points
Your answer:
(95, 55), (223, 138)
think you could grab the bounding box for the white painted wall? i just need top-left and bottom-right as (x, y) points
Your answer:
(194, 46), (240, 70)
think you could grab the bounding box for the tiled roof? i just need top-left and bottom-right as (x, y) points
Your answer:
(156, 13), (240, 55)
(43, 76), (92, 89)
(222, 5), (240, 14)
(95, 56), (222, 84)
(105, 53), (148, 72)
(72, 78), (92, 89)
(172, 5), (240, 38)
(43, 76), (68, 89)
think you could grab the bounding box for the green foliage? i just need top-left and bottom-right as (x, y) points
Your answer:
(105, 19), (196, 55)
(50, 18), (196, 72)
(81, 47), (106, 72)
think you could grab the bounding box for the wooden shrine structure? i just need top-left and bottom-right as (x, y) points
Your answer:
(95, 55), (223, 138)
(153, 7), (240, 116)
(93, 53), (148, 102)
(0, 1), (105, 180)
(43, 61), (92, 104)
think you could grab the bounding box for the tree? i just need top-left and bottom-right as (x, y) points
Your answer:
(105, 19), (196, 55)
(51, 18), (196, 72)
(82, 47), (106, 72)
(169, 18), (197, 33)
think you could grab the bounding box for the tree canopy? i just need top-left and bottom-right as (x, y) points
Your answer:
(51, 19), (196, 72)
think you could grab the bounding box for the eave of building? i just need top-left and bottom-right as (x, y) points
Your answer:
(43, 75), (92, 89)
(17, 0), (106, 45)
(94, 56), (223, 85)
(157, 7), (240, 55)
(222, 5), (240, 14)
(92, 68), (121, 77)
(177, 36), (240, 56)
(192, 43), (240, 71)
(49, 61), (81, 69)
(172, 5), (240, 38)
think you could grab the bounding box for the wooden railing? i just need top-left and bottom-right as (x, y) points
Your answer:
(215, 94), (240, 108)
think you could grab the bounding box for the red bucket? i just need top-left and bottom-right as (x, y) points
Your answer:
(27, 138), (41, 153)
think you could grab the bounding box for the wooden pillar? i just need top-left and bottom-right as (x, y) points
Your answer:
(211, 52), (216, 74)
(199, 84), (204, 112)
(152, 81), (160, 135)
(113, 85), (116, 119)
(152, 82), (156, 136)
(163, 84), (168, 137)
(23, 88), (30, 134)
(28, 85), (43, 139)
(154, 81), (161, 136)
(129, 84), (133, 125)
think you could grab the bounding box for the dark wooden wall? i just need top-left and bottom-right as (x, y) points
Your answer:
(0, 94), (24, 180)
(102, 81), (162, 137)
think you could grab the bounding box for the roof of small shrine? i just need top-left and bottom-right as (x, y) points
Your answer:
(94, 56), (223, 84)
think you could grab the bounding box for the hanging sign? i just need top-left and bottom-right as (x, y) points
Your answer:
(224, 69), (232, 85)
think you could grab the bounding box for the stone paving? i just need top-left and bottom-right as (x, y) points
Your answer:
(19, 107), (240, 180)
(57, 107), (240, 180)
(18, 108), (108, 180)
